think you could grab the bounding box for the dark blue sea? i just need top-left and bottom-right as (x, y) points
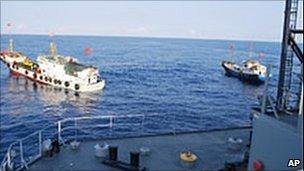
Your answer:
(0, 35), (282, 159)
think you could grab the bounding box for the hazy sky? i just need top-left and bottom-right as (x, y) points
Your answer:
(1, 1), (303, 42)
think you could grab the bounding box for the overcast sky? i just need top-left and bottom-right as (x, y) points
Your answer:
(1, 1), (303, 42)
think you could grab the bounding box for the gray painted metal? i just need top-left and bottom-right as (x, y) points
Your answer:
(277, 0), (301, 111)
(29, 129), (251, 171)
(248, 113), (303, 170)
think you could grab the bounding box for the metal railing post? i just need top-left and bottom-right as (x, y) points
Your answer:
(58, 121), (61, 143)
(261, 66), (271, 115)
(39, 131), (42, 157)
(19, 140), (28, 170)
(173, 114), (176, 135)
(74, 119), (77, 141)
(141, 115), (145, 135)
(110, 117), (113, 128)
(7, 148), (11, 169)
(110, 116), (113, 137)
(19, 140), (23, 164)
(19, 140), (28, 169)
(200, 112), (203, 131)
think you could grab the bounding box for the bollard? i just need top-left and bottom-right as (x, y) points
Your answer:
(109, 146), (118, 161)
(130, 151), (140, 167)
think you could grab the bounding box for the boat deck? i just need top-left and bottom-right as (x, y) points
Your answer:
(29, 128), (251, 171)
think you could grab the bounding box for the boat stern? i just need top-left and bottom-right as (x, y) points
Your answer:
(0, 51), (27, 65)
(0, 51), (9, 64)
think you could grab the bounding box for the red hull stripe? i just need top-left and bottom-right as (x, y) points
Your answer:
(10, 70), (49, 85)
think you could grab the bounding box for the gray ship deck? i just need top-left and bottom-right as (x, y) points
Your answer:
(29, 128), (251, 171)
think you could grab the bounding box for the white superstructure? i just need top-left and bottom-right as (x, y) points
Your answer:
(0, 39), (105, 92)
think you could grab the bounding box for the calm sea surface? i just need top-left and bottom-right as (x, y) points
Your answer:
(0, 35), (282, 158)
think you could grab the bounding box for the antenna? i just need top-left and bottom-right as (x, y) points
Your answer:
(229, 44), (235, 61)
(258, 52), (265, 61)
(248, 42), (254, 59)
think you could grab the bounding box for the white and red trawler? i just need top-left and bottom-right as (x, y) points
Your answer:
(0, 39), (105, 92)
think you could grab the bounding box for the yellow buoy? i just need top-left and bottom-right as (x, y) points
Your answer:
(180, 151), (197, 162)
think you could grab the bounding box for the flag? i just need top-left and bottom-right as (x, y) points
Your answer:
(84, 47), (93, 55)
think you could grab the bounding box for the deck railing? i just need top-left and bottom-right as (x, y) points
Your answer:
(0, 113), (248, 171)
(0, 113), (174, 171)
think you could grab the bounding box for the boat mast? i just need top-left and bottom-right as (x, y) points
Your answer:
(229, 44), (235, 61)
(8, 39), (14, 53)
(7, 23), (14, 52)
(248, 42), (254, 59)
(48, 32), (57, 56)
(49, 42), (57, 56)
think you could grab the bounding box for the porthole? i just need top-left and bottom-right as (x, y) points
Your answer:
(25, 70), (28, 75)
(64, 81), (70, 87)
(40, 76), (43, 80)
(75, 84), (80, 90)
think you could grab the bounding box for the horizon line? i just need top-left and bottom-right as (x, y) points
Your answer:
(0, 33), (283, 44)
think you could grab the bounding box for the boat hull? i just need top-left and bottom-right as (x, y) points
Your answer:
(221, 61), (265, 85)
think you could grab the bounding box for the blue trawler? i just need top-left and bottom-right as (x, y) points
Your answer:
(222, 59), (268, 84)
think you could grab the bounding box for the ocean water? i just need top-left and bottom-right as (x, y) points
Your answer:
(0, 35), (282, 158)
